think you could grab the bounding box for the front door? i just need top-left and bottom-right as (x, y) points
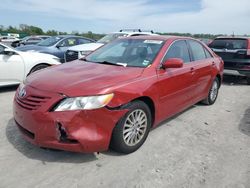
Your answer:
(156, 40), (195, 120)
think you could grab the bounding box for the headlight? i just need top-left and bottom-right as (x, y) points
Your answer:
(80, 51), (92, 56)
(54, 93), (114, 111)
(52, 57), (61, 63)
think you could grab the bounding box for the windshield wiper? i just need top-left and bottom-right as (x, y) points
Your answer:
(96, 61), (127, 67)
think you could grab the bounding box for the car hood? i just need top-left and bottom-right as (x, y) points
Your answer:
(68, 43), (104, 51)
(16, 45), (51, 52)
(18, 51), (59, 60)
(26, 61), (144, 96)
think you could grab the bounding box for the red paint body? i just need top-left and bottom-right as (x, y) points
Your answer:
(13, 36), (224, 153)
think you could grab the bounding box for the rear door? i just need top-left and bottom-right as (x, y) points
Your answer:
(187, 40), (214, 102)
(156, 40), (194, 119)
(209, 38), (249, 70)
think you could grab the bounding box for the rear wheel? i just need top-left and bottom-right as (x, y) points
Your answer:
(202, 77), (219, 105)
(110, 101), (151, 154)
(29, 64), (49, 75)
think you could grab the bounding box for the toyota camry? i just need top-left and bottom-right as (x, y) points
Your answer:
(13, 36), (224, 154)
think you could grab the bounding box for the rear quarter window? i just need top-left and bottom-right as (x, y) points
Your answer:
(204, 48), (213, 58)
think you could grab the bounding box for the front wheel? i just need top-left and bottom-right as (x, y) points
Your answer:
(110, 101), (152, 154)
(202, 77), (219, 105)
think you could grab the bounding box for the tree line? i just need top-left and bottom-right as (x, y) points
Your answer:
(0, 24), (229, 39)
(0, 24), (105, 40)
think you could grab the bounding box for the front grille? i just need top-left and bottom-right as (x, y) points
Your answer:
(16, 95), (51, 110)
(216, 52), (235, 60)
(65, 50), (79, 62)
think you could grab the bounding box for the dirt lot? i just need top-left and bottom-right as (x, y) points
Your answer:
(0, 76), (249, 188)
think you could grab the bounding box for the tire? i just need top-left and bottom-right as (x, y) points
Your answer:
(29, 64), (49, 75)
(110, 101), (152, 154)
(246, 77), (250, 85)
(202, 77), (219, 105)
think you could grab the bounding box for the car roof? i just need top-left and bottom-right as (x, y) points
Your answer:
(53, 35), (87, 38)
(53, 35), (95, 40)
(119, 35), (194, 41)
(112, 31), (155, 35)
(215, 36), (250, 40)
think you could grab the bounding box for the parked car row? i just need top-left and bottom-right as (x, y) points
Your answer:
(2, 32), (249, 86)
(65, 29), (157, 62)
(12, 35), (224, 154)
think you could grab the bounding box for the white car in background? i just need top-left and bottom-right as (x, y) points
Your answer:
(0, 43), (60, 87)
(0, 36), (20, 47)
(65, 29), (158, 62)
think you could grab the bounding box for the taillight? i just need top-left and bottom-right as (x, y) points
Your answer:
(243, 65), (250, 70)
(247, 49), (250, 56)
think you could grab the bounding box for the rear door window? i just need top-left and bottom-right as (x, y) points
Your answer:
(59, 38), (77, 47)
(209, 39), (247, 50)
(78, 38), (92, 45)
(188, 40), (206, 61)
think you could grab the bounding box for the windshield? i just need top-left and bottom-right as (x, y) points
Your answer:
(37, 36), (63, 46)
(209, 39), (248, 50)
(97, 33), (128, 44)
(86, 39), (164, 68)
(21, 36), (30, 41)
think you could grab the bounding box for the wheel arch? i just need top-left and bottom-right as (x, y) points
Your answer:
(27, 63), (51, 76)
(131, 96), (156, 126)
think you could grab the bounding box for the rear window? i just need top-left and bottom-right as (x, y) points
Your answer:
(209, 39), (247, 50)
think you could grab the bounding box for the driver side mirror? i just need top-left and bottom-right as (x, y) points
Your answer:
(56, 44), (62, 48)
(56, 41), (66, 48)
(161, 58), (184, 69)
(3, 48), (17, 55)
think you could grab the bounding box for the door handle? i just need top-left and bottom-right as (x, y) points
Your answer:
(190, 67), (195, 74)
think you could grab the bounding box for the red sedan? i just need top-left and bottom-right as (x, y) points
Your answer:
(13, 36), (224, 154)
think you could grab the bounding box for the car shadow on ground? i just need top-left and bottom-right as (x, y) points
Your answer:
(239, 107), (250, 137)
(0, 85), (19, 93)
(222, 75), (248, 86)
(6, 118), (99, 163)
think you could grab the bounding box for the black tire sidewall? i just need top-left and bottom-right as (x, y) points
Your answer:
(110, 101), (152, 154)
(30, 64), (49, 74)
(207, 77), (219, 105)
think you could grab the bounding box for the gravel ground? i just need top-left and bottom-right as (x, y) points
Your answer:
(0, 76), (249, 188)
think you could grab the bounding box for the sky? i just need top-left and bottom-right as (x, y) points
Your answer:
(0, 0), (250, 35)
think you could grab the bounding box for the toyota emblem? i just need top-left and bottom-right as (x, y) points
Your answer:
(18, 87), (26, 98)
